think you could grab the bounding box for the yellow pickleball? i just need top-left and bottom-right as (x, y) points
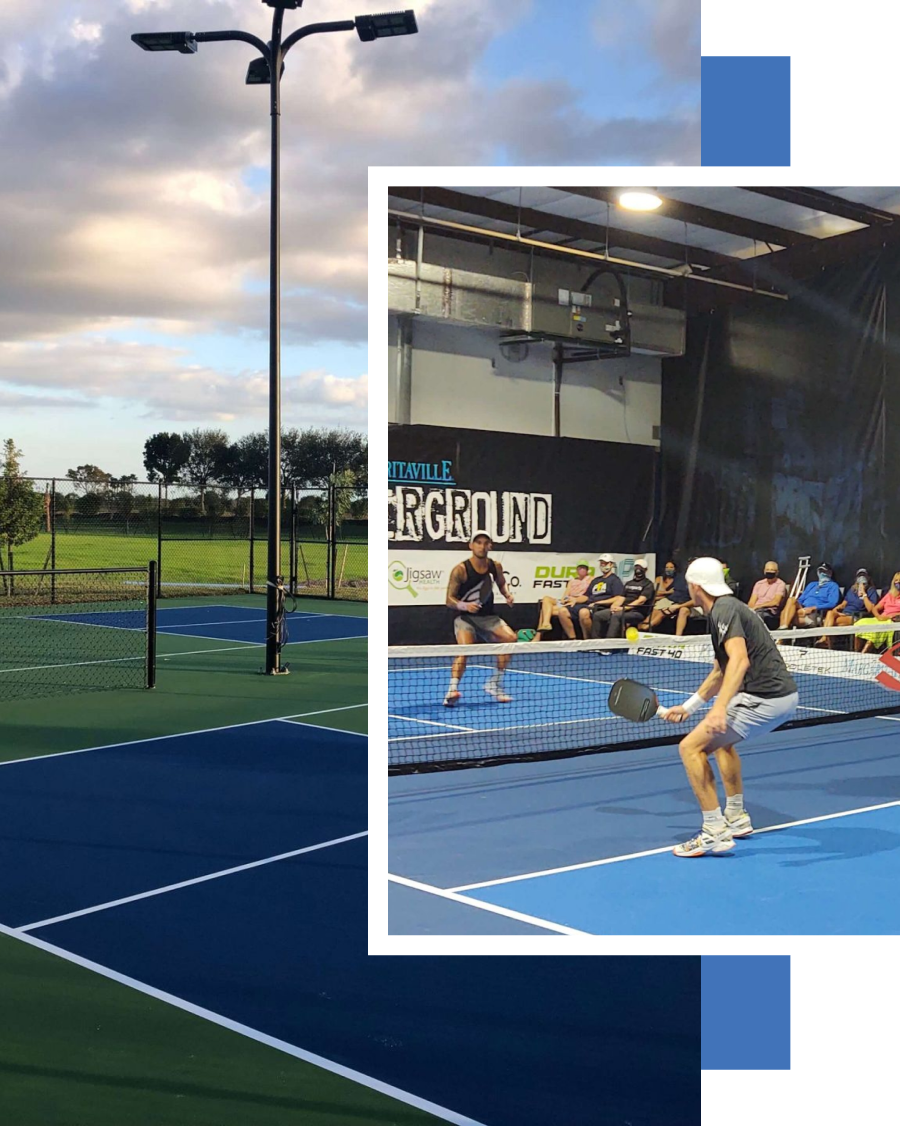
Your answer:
(625, 627), (640, 642)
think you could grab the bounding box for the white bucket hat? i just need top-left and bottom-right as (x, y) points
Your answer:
(685, 556), (733, 597)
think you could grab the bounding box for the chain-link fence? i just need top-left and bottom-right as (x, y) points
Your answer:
(12, 478), (367, 602)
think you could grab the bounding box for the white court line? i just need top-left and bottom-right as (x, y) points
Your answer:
(878, 715), (901, 721)
(0, 654), (146, 676)
(389, 713), (476, 732)
(0, 708), (367, 769)
(161, 633), (365, 653)
(0, 923), (487, 1126)
(19, 831), (368, 933)
(388, 873), (586, 936)
(447, 801), (901, 893)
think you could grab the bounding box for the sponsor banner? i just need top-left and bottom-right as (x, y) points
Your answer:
(388, 550), (656, 607)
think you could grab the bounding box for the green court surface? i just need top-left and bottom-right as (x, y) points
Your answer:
(0, 596), (435, 1126)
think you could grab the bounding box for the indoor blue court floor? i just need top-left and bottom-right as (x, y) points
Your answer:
(389, 717), (900, 935)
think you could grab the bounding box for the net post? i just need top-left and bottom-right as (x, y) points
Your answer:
(288, 485), (296, 596)
(146, 560), (157, 689)
(156, 482), (163, 597)
(50, 478), (57, 605)
(249, 487), (255, 594)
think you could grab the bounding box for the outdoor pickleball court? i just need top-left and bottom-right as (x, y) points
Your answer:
(388, 639), (900, 936)
(2, 594), (704, 1126)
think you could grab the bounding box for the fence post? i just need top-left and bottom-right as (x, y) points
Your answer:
(146, 560), (158, 689)
(156, 482), (163, 597)
(249, 488), (255, 594)
(328, 482), (337, 600)
(50, 478), (57, 605)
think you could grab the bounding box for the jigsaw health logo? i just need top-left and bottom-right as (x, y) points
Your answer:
(388, 559), (446, 600)
(388, 458), (553, 546)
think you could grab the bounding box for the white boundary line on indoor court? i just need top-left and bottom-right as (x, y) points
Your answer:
(443, 801), (901, 893)
(388, 873), (588, 935)
(0, 922), (488, 1126)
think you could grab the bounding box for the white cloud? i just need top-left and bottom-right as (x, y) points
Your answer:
(0, 335), (367, 427)
(0, 0), (700, 452)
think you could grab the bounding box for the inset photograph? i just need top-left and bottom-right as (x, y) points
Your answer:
(387, 184), (900, 936)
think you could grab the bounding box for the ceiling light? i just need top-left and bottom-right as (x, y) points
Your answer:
(616, 189), (663, 212)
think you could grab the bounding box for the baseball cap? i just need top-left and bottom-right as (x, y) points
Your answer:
(817, 562), (834, 575)
(575, 560), (590, 570)
(633, 558), (648, 571)
(685, 556), (733, 596)
(856, 567), (869, 577)
(598, 553), (616, 563)
(470, 530), (492, 543)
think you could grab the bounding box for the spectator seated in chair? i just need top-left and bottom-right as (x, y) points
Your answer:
(747, 560), (787, 629)
(817, 568), (879, 647)
(853, 571), (899, 653)
(591, 559), (655, 641)
(532, 562), (591, 640)
(648, 561), (692, 632)
(777, 562), (841, 641)
(576, 554), (626, 638)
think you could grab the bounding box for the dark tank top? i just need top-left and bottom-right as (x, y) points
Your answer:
(455, 558), (497, 615)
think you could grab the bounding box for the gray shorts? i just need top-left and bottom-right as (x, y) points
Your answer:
(454, 613), (509, 642)
(714, 690), (799, 746)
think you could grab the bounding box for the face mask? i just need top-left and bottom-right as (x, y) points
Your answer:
(894, 582), (900, 591)
(817, 573), (830, 585)
(764, 571), (777, 579)
(634, 569), (645, 580)
(665, 568), (675, 577)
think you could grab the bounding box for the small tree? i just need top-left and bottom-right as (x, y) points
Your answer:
(143, 432), (190, 500)
(0, 440), (44, 575)
(181, 429), (230, 513)
(65, 465), (111, 495)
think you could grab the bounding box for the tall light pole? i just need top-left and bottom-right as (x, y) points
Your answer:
(133, 2), (418, 674)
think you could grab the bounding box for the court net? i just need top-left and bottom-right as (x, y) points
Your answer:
(388, 622), (900, 772)
(0, 565), (157, 700)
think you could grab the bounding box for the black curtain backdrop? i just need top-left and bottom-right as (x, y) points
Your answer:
(659, 247), (899, 596)
(389, 425), (658, 643)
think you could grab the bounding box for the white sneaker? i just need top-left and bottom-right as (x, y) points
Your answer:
(725, 810), (754, 838)
(672, 824), (735, 857)
(483, 681), (511, 703)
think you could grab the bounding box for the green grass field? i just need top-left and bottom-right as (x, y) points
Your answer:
(11, 532), (367, 600)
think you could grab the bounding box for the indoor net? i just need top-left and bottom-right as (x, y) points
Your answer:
(388, 623), (900, 772)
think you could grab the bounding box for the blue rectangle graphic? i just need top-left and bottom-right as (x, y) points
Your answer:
(702, 955), (791, 1068)
(702, 56), (791, 166)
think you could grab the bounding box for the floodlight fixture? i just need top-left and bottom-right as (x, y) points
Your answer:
(616, 188), (663, 212)
(262, 1), (304, 9)
(246, 57), (285, 84)
(131, 31), (197, 54)
(355, 11), (418, 42)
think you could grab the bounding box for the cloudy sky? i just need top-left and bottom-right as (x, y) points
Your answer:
(0, 0), (701, 478)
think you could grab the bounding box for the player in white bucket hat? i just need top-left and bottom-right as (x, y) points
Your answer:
(661, 557), (800, 857)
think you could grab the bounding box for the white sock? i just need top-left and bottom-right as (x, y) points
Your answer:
(702, 808), (726, 830)
(447, 677), (459, 694)
(486, 668), (505, 689)
(725, 793), (744, 816)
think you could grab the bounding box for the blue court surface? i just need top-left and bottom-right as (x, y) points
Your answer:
(39, 601), (368, 645)
(1, 720), (701, 1125)
(389, 717), (900, 935)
